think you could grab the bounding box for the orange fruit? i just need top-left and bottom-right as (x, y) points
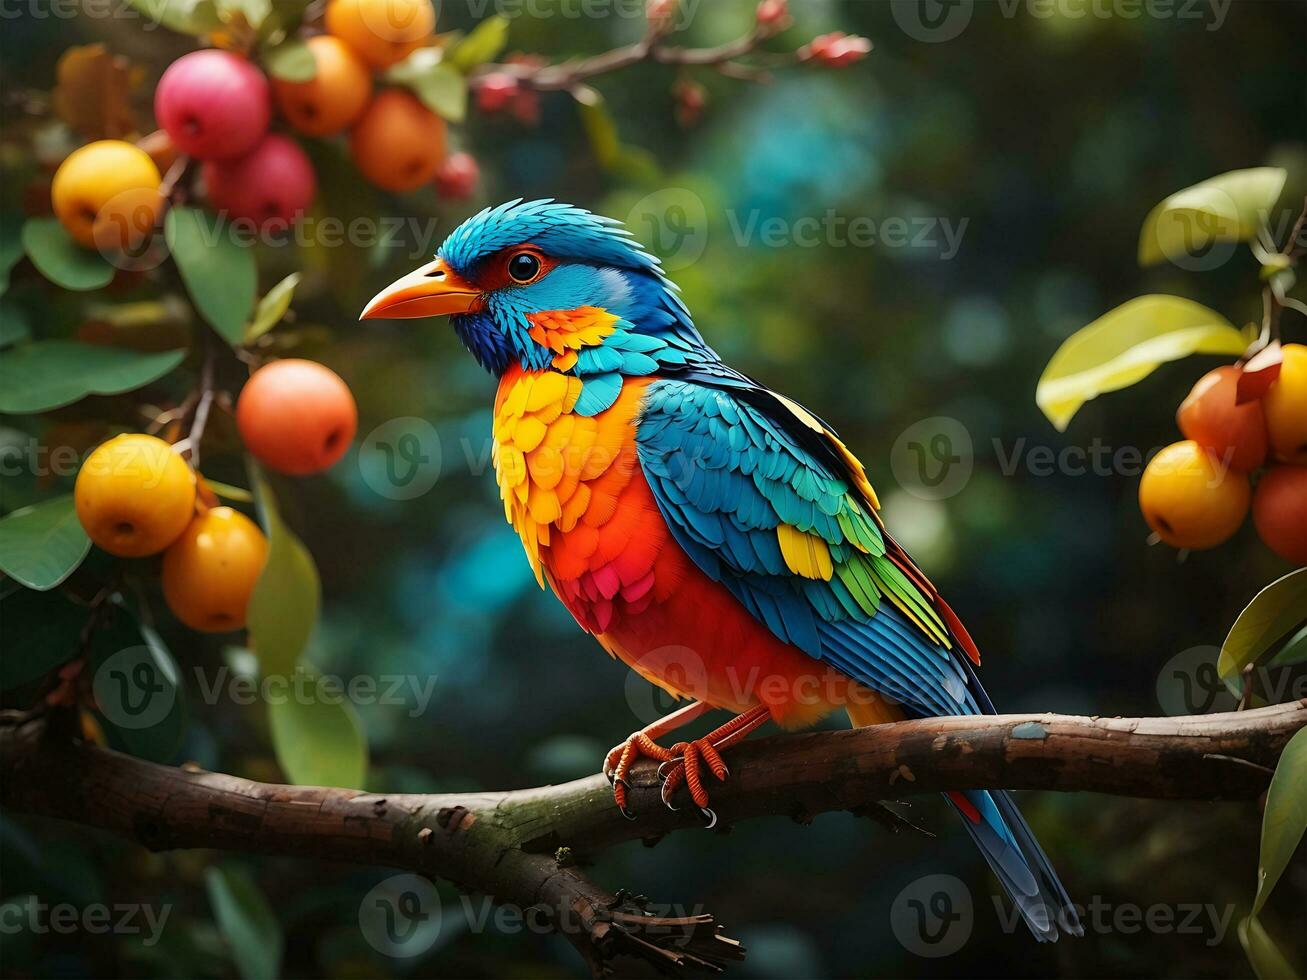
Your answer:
(1264, 344), (1307, 464)
(1138, 440), (1250, 550)
(236, 359), (358, 475)
(325, 0), (434, 69)
(51, 141), (161, 248)
(273, 36), (373, 137)
(1176, 365), (1267, 473)
(1252, 465), (1307, 565)
(162, 507), (269, 631)
(349, 89), (446, 191)
(74, 434), (196, 556)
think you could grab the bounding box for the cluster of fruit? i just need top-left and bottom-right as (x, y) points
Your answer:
(49, 0), (477, 254)
(1139, 343), (1307, 563)
(72, 360), (356, 632)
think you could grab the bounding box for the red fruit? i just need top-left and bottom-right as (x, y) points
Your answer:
(475, 74), (518, 113)
(1176, 365), (1268, 474)
(203, 134), (316, 229)
(155, 51), (271, 161)
(434, 151), (479, 200)
(1253, 465), (1307, 565)
(236, 359), (357, 475)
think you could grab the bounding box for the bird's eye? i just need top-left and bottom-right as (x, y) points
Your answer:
(508, 251), (541, 283)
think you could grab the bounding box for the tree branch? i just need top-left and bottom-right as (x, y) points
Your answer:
(3, 702), (1303, 975)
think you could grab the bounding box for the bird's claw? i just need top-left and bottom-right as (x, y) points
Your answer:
(605, 730), (675, 816)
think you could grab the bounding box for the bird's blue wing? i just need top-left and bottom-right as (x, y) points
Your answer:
(635, 377), (979, 719)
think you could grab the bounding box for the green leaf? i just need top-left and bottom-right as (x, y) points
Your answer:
(579, 99), (621, 169)
(1239, 916), (1300, 980)
(21, 218), (114, 292)
(0, 587), (84, 691)
(247, 471), (320, 675)
(124, 0), (220, 34)
(1218, 570), (1307, 687)
(263, 0), (312, 36)
(0, 296), (32, 347)
(218, 0), (271, 29)
(0, 213), (24, 297)
(165, 208), (257, 346)
(244, 272), (300, 344)
(0, 341), (186, 414)
(1036, 295), (1247, 432)
(0, 496), (89, 591)
(1268, 624), (1307, 669)
(386, 50), (467, 122)
(205, 479), (255, 503)
(205, 866), (283, 980)
(1253, 726), (1307, 915)
(268, 676), (367, 787)
(447, 14), (509, 73)
(1140, 168), (1289, 267)
(261, 38), (315, 82)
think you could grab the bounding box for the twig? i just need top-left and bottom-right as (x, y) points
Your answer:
(183, 334), (217, 469)
(473, 22), (801, 94)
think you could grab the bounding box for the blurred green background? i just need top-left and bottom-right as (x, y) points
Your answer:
(2, 0), (1305, 977)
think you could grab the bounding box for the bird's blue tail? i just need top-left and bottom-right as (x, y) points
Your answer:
(945, 789), (1082, 941)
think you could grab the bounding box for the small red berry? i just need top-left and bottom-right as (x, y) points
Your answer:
(434, 152), (480, 200)
(756, 0), (789, 28)
(805, 32), (872, 68)
(476, 74), (519, 113)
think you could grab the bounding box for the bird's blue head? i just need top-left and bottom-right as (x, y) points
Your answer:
(361, 199), (707, 378)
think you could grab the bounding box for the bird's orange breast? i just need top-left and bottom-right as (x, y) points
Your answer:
(492, 366), (869, 728)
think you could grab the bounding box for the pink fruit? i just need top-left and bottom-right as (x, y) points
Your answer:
(155, 51), (271, 161)
(202, 134), (316, 228)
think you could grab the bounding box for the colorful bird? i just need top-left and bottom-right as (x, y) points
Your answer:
(362, 199), (1081, 941)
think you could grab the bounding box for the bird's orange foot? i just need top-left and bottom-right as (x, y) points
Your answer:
(658, 705), (773, 826)
(604, 731), (674, 817)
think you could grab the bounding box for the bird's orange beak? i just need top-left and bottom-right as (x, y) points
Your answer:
(360, 258), (483, 320)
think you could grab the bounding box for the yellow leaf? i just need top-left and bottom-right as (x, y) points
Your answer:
(1139, 167), (1288, 267)
(1036, 295), (1244, 431)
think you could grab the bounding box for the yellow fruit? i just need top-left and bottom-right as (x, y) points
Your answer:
(273, 35), (373, 137)
(1264, 343), (1307, 464)
(91, 184), (164, 255)
(325, 0), (434, 69)
(1138, 440), (1250, 550)
(51, 141), (162, 249)
(162, 507), (268, 632)
(74, 434), (196, 557)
